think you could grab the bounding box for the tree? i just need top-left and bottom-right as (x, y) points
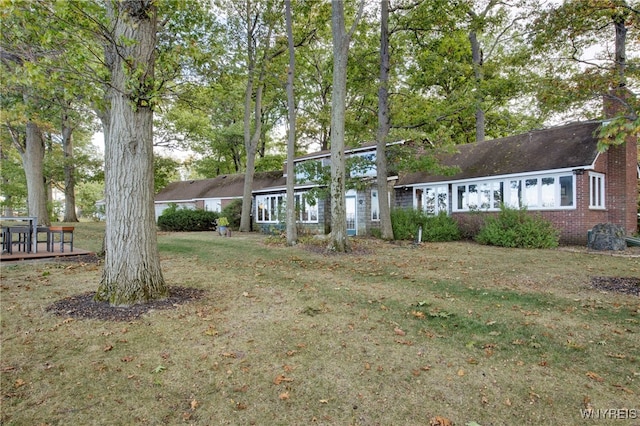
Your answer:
(328, 0), (365, 252)
(94, 0), (167, 305)
(285, 0), (298, 246)
(376, 0), (393, 240)
(531, 0), (639, 142)
(236, 0), (282, 232)
(0, 4), (52, 225)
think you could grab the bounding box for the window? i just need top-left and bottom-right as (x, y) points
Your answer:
(454, 174), (574, 212)
(255, 192), (318, 223)
(295, 193), (318, 223)
(371, 190), (379, 221)
(559, 176), (573, 206)
(415, 185), (448, 215)
(454, 181), (502, 211)
(589, 172), (605, 209)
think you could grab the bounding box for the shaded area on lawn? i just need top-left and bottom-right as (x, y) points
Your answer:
(591, 276), (640, 296)
(45, 286), (206, 321)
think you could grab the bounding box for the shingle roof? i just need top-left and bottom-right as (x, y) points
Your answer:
(155, 170), (286, 202)
(397, 121), (602, 186)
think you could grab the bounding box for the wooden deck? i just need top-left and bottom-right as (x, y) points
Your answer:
(0, 243), (95, 262)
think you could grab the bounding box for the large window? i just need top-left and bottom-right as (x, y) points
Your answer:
(453, 173), (575, 212)
(415, 185), (448, 215)
(589, 172), (605, 209)
(455, 181), (502, 211)
(255, 192), (318, 223)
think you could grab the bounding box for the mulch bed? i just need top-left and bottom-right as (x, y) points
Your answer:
(591, 276), (640, 296)
(45, 286), (206, 322)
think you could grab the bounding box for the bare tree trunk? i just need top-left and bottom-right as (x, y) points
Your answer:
(285, 0), (298, 246)
(328, 0), (364, 252)
(376, 0), (393, 240)
(469, 30), (485, 143)
(329, 1), (350, 252)
(24, 121), (50, 226)
(61, 110), (78, 222)
(95, 0), (166, 306)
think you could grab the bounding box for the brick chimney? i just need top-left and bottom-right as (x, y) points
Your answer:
(603, 88), (638, 235)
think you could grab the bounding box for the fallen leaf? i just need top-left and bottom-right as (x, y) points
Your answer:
(235, 402), (247, 410)
(586, 371), (604, 382)
(457, 368), (465, 377)
(411, 311), (425, 319)
(14, 378), (26, 388)
(103, 345), (113, 352)
(279, 391), (290, 400)
(430, 416), (453, 426)
(273, 375), (294, 385)
(394, 327), (406, 336)
(319, 399), (328, 404)
(190, 399), (199, 410)
(612, 384), (634, 394)
(504, 398), (512, 406)
(121, 356), (134, 362)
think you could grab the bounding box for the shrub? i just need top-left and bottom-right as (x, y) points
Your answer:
(221, 199), (243, 229)
(157, 205), (218, 232)
(423, 212), (461, 242)
(454, 209), (486, 240)
(475, 205), (559, 249)
(390, 208), (460, 242)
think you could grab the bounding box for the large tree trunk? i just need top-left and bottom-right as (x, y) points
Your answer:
(61, 112), (78, 222)
(24, 121), (50, 226)
(329, 1), (350, 253)
(95, 0), (166, 306)
(376, 0), (393, 240)
(285, 0), (298, 246)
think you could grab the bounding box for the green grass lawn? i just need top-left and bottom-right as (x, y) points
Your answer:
(1, 223), (638, 425)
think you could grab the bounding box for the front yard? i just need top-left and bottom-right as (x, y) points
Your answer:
(1, 224), (638, 425)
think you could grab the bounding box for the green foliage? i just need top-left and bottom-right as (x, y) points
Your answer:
(390, 209), (461, 242)
(154, 156), (181, 193)
(220, 198), (242, 229)
(475, 205), (559, 249)
(157, 204), (218, 232)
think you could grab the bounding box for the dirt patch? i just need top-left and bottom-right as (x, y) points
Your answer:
(591, 276), (640, 296)
(45, 286), (206, 321)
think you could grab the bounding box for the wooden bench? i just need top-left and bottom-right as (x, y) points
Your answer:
(49, 226), (74, 252)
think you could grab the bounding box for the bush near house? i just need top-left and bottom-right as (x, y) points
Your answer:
(157, 204), (218, 232)
(475, 205), (559, 249)
(391, 209), (461, 242)
(221, 198), (242, 230)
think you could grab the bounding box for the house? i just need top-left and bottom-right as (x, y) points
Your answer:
(154, 170), (284, 220)
(155, 121), (638, 245)
(395, 120), (638, 244)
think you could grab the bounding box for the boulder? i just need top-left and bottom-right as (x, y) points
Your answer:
(587, 223), (627, 251)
